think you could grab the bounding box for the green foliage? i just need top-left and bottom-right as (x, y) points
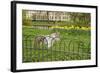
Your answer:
(22, 10), (32, 26)
(22, 26), (91, 62)
(23, 20), (32, 26)
(68, 12), (91, 27)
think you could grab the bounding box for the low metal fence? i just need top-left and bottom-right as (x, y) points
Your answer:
(22, 35), (90, 62)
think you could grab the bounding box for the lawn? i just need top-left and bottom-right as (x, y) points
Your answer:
(22, 26), (91, 63)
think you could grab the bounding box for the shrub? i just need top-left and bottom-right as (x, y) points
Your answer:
(23, 19), (32, 26)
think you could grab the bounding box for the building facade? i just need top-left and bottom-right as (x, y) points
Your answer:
(23, 10), (70, 21)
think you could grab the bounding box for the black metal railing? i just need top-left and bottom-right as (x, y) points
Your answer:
(22, 35), (91, 63)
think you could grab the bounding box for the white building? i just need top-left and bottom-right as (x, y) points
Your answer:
(23, 10), (70, 21)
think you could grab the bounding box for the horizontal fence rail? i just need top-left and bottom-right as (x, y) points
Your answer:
(23, 35), (91, 62)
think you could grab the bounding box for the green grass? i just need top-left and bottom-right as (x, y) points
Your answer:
(22, 26), (91, 63)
